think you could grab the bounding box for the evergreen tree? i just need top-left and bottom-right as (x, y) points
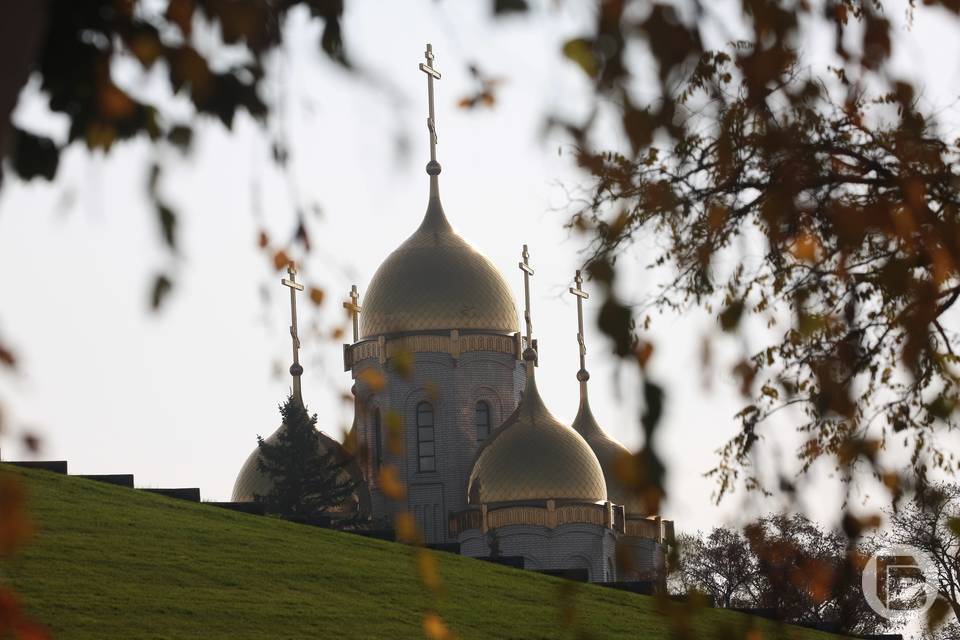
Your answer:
(255, 395), (360, 520)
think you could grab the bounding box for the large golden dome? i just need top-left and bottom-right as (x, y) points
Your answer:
(359, 190), (519, 339)
(572, 394), (646, 516)
(467, 355), (607, 505)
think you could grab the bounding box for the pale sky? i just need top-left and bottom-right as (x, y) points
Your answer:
(2, 0), (960, 534)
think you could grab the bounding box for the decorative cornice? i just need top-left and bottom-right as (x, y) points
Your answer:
(449, 501), (635, 538)
(344, 331), (522, 371)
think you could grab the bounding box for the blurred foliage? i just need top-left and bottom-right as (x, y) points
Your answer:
(562, 0), (960, 509)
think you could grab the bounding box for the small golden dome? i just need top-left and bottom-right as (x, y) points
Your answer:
(232, 425), (369, 513)
(572, 396), (646, 516)
(360, 192), (519, 339)
(467, 361), (607, 505)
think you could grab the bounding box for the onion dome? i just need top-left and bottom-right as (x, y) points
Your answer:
(571, 378), (645, 516)
(232, 424), (370, 515)
(359, 190), (519, 339)
(467, 349), (607, 505)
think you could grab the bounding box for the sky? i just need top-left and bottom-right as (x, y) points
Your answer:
(2, 0), (960, 534)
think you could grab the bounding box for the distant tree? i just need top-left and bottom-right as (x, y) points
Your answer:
(745, 514), (885, 634)
(255, 395), (359, 520)
(672, 527), (758, 608)
(880, 482), (960, 638)
(675, 515), (885, 634)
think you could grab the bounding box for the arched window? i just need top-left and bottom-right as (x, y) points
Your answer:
(373, 408), (382, 470)
(475, 400), (491, 441)
(416, 402), (436, 472)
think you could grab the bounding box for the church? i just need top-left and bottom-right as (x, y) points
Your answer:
(232, 44), (673, 584)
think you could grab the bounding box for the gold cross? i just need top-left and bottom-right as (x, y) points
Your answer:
(282, 261), (305, 402)
(342, 284), (362, 343)
(518, 244), (535, 348)
(569, 270), (589, 370)
(419, 43), (441, 163)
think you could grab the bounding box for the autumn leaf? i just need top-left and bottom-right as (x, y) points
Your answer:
(309, 287), (325, 306)
(416, 550), (444, 594)
(393, 349), (414, 381)
(0, 344), (16, 368)
(357, 368), (385, 393)
(422, 611), (456, 640)
(272, 250), (290, 272)
(385, 410), (403, 455)
(378, 465), (406, 501)
(395, 511), (419, 543)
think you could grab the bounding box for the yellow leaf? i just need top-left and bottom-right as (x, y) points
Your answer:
(562, 38), (597, 77)
(357, 368), (386, 393)
(378, 465), (406, 501)
(385, 410), (404, 455)
(395, 511), (420, 543)
(393, 348), (414, 380)
(416, 549), (443, 594)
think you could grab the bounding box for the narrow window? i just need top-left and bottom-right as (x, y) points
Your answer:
(417, 402), (436, 472)
(475, 400), (491, 441)
(373, 408), (382, 470)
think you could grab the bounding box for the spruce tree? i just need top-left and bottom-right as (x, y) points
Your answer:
(255, 395), (360, 520)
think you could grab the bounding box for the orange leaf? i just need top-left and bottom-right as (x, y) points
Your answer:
(257, 230), (269, 249)
(272, 250), (290, 272)
(423, 611), (456, 640)
(395, 511), (420, 543)
(378, 465), (406, 501)
(309, 287), (325, 306)
(98, 84), (136, 120)
(357, 369), (385, 393)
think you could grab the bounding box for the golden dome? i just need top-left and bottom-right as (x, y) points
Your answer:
(467, 357), (607, 505)
(359, 188), (519, 339)
(572, 394), (646, 516)
(232, 424), (369, 513)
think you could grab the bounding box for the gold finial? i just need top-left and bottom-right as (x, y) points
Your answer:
(419, 43), (442, 176)
(519, 245), (535, 350)
(282, 261), (305, 404)
(343, 284), (362, 344)
(569, 270), (591, 396)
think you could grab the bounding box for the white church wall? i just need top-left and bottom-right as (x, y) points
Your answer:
(458, 523), (617, 582)
(351, 346), (524, 542)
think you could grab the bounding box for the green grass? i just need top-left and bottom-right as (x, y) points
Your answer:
(2, 466), (842, 639)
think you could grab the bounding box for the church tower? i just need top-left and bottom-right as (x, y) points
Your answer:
(343, 45), (525, 542)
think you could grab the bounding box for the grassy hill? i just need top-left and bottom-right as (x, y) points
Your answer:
(2, 466), (841, 639)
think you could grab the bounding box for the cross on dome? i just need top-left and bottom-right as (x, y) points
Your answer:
(343, 284), (362, 344)
(569, 269), (589, 374)
(419, 43), (442, 176)
(518, 244), (536, 357)
(281, 261), (305, 404)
